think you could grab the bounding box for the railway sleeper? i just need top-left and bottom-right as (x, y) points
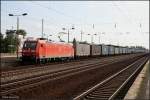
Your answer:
(92, 91), (114, 95)
(88, 93), (112, 97)
(96, 86), (118, 90)
(92, 90), (116, 94)
(94, 87), (117, 92)
(85, 95), (108, 100)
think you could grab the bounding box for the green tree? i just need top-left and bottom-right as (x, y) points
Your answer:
(4, 30), (17, 53)
(16, 29), (27, 38)
(0, 33), (5, 53)
(1, 29), (27, 53)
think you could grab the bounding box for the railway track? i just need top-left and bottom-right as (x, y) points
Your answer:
(1, 54), (143, 76)
(1, 54), (123, 72)
(1, 56), (117, 76)
(1, 54), (146, 96)
(1, 56), (101, 71)
(73, 55), (149, 100)
(1, 54), (141, 83)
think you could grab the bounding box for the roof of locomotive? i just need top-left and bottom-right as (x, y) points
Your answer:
(38, 39), (74, 46)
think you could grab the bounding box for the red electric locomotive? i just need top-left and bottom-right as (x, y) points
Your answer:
(22, 38), (74, 63)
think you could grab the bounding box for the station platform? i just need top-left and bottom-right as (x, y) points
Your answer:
(1, 54), (19, 69)
(124, 61), (149, 100)
(1, 54), (17, 58)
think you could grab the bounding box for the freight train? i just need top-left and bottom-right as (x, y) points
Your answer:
(21, 38), (148, 63)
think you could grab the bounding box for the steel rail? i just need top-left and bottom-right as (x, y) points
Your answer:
(73, 56), (148, 100)
(1, 54), (141, 76)
(109, 57), (148, 100)
(1, 54), (141, 96)
(1, 54), (137, 83)
(1, 56), (108, 75)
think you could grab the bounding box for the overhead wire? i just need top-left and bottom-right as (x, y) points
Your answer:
(112, 1), (135, 25)
(112, 2), (148, 28)
(30, 1), (84, 25)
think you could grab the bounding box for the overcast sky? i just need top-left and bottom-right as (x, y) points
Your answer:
(1, 1), (149, 49)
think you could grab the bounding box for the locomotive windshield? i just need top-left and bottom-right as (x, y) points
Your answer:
(23, 41), (37, 50)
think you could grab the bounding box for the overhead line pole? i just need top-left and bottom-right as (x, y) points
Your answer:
(68, 29), (69, 43)
(81, 30), (83, 42)
(42, 19), (44, 38)
(92, 24), (94, 44)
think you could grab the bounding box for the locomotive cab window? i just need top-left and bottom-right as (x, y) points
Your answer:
(23, 41), (37, 50)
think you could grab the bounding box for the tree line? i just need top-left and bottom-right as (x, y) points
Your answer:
(0, 29), (27, 53)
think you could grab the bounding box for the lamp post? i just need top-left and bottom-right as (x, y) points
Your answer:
(80, 30), (85, 42)
(8, 13), (27, 59)
(87, 33), (97, 44)
(97, 32), (105, 44)
(62, 25), (75, 43)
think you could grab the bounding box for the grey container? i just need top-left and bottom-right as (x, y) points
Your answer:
(122, 47), (126, 54)
(90, 44), (102, 56)
(127, 48), (131, 53)
(123, 47), (128, 54)
(125, 48), (128, 54)
(119, 47), (123, 54)
(130, 48), (135, 53)
(108, 45), (115, 55)
(114, 46), (120, 55)
(125, 47), (128, 54)
(101, 44), (109, 55)
(73, 42), (90, 57)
